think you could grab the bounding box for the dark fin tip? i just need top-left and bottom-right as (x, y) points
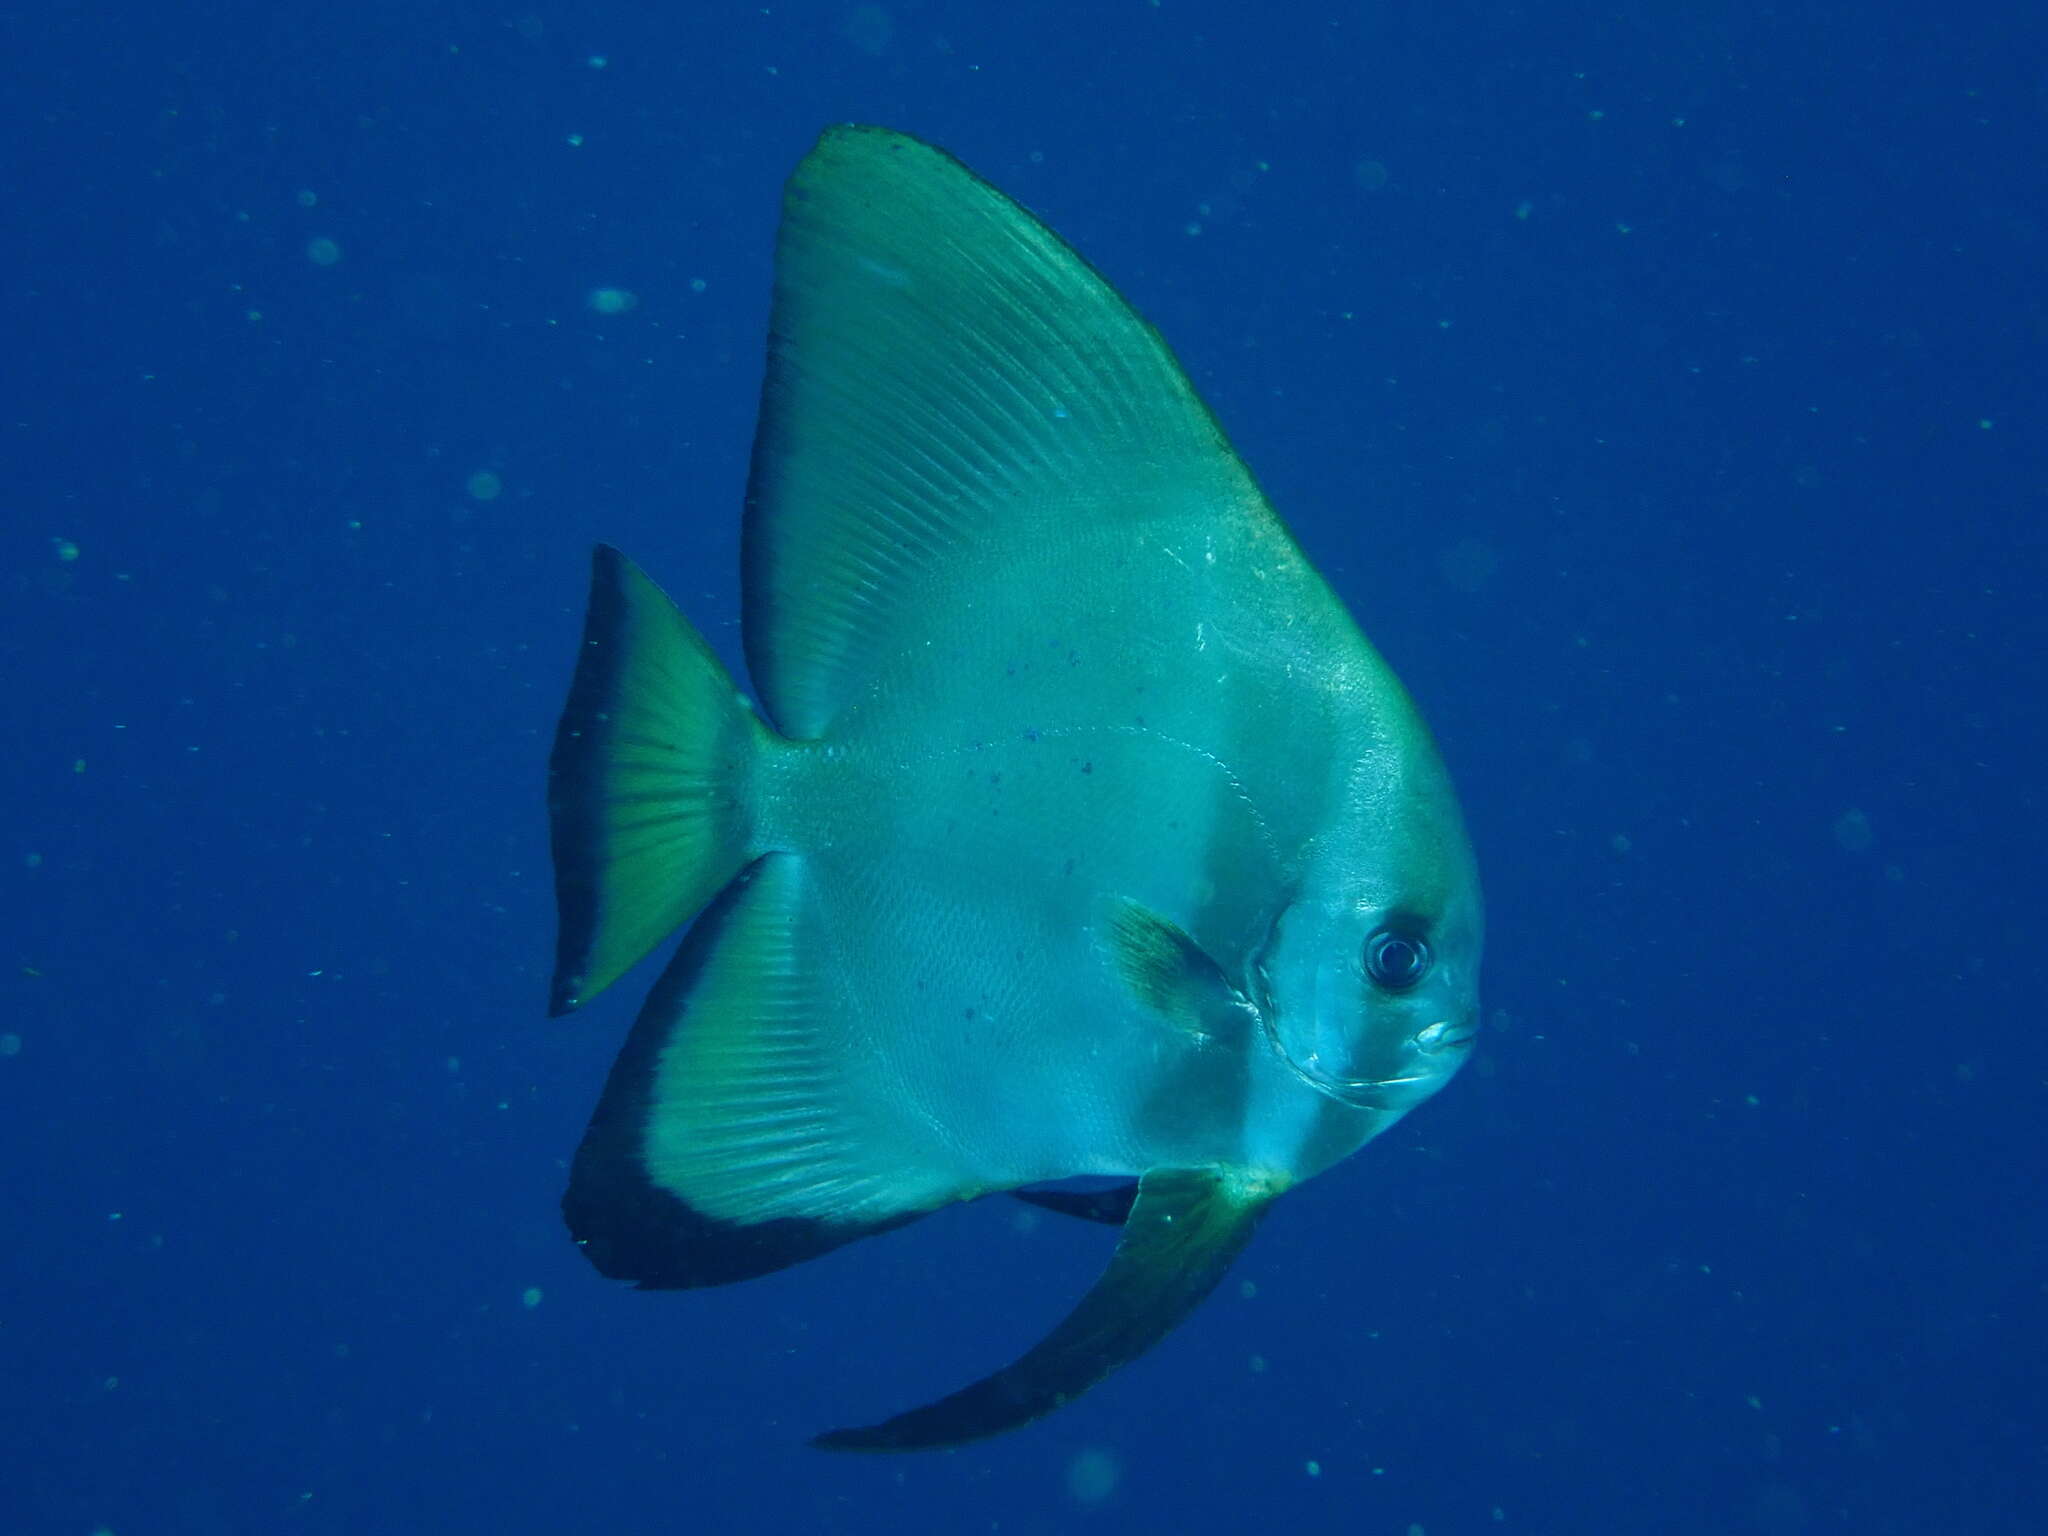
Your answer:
(547, 972), (587, 1018)
(546, 545), (635, 1009)
(1012, 1181), (1139, 1227)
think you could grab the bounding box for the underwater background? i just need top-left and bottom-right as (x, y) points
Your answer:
(4, 2), (2042, 1532)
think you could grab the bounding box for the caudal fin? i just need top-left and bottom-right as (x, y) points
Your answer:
(547, 544), (768, 1015)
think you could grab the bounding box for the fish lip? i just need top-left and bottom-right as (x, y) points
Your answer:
(1414, 1016), (1481, 1055)
(1284, 1057), (1458, 1110)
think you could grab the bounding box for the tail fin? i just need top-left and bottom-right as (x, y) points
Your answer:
(547, 544), (769, 1015)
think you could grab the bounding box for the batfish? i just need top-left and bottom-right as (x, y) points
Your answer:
(547, 124), (1483, 1450)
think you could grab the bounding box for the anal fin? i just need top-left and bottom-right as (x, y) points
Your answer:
(565, 854), (956, 1288)
(815, 1166), (1283, 1451)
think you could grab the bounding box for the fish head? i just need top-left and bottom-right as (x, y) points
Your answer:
(1254, 740), (1483, 1116)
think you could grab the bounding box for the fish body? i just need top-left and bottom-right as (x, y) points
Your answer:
(547, 125), (1482, 1449)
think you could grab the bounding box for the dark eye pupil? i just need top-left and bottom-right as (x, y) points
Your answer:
(1366, 930), (1430, 990)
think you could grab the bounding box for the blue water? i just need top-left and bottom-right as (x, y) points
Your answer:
(5, 3), (2041, 1532)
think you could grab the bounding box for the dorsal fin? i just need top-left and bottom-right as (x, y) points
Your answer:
(740, 124), (1278, 738)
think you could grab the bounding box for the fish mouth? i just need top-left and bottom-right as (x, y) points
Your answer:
(1278, 1019), (1477, 1109)
(1282, 1056), (1459, 1111)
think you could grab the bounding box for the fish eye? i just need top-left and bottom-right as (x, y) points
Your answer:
(1364, 928), (1431, 991)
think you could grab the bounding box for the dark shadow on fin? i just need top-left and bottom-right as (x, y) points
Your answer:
(815, 1167), (1278, 1451)
(1011, 1182), (1139, 1226)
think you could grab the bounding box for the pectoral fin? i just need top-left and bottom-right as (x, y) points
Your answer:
(1103, 899), (1257, 1047)
(815, 1165), (1284, 1452)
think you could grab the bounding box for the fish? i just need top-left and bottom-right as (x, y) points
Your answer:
(546, 124), (1483, 1451)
